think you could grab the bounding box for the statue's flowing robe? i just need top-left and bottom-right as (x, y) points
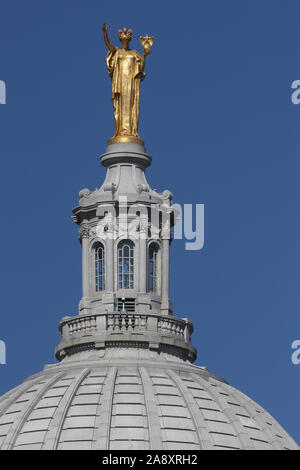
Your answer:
(106, 48), (145, 138)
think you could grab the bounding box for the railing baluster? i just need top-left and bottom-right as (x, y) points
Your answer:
(61, 312), (189, 344)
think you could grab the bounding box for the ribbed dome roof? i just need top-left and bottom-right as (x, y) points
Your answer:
(0, 357), (297, 450)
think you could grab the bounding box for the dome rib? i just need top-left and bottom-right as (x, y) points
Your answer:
(0, 371), (55, 418)
(167, 370), (208, 450)
(259, 405), (299, 450)
(4, 372), (65, 450)
(139, 367), (163, 449)
(42, 368), (90, 450)
(92, 367), (117, 450)
(222, 382), (292, 450)
(191, 374), (256, 450)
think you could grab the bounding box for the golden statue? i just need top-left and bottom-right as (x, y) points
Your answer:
(102, 24), (154, 145)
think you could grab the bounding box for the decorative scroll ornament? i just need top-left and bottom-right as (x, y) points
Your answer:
(79, 188), (91, 199)
(106, 215), (115, 234)
(79, 225), (90, 239)
(160, 190), (173, 207)
(136, 183), (150, 194)
(139, 215), (149, 234)
(103, 182), (117, 193)
(161, 216), (171, 240)
(95, 213), (116, 239)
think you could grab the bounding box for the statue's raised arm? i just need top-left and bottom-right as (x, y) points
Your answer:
(102, 23), (117, 53)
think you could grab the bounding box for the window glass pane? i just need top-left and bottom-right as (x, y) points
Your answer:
(118, 240), (134, 289)
(124, 259), (129, 272)
(95, 243), (105, 292)
(149, 244), (158, 293)
(123, 246), (129, 257)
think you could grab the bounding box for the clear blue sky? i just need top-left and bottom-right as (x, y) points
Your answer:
(0, 0), (299, 444)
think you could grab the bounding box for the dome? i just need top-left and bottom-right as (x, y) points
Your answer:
(0, 40), (297, 450)
(0, 356), (297, 450)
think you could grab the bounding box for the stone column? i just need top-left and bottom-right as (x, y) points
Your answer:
(136, 214), (150, 315)
(139, 215), (148, 293)
(80, 225), (90, 298)
(100, 215), (116, 314)
(161, 217), (171, 315)
(106, 218), (114, 292)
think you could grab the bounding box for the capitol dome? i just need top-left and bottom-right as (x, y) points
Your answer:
(0, 141), (298, 451)
(0, 354), (298, 450)
(0, 26), (298, 451)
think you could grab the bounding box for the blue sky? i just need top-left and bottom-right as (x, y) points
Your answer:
(0, 0), (299, 444)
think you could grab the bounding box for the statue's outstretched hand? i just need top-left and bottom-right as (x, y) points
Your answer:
(102, 23), (108, 33)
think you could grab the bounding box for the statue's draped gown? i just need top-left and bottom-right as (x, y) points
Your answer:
(107, 48), (145, 138)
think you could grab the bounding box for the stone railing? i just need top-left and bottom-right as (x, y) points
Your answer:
(107, 313), (147, 332)
(56, 311), (195, 362)
(59, 312), (192, 341)
(158, 316), (186, 337)
(66, 315), (97, 336)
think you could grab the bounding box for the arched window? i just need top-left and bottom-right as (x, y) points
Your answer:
(149, 243), (159, 293)
(95, 243), (105, 291)
(118, 240), (134, 289)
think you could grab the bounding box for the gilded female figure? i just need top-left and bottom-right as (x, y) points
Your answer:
(102, 24), (154, 144)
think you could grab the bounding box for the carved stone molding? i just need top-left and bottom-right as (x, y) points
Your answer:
(161, 219), (171, 239)
(139, 215), (149, 234)
(79, 188), (91, 199)
(79, 225), (90, 239)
